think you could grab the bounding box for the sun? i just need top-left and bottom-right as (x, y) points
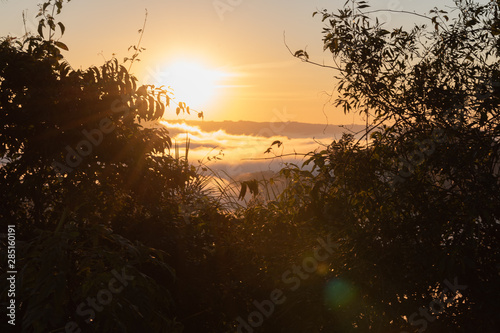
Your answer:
(156, 60), (229, 112)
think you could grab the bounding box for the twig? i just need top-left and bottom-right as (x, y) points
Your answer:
(363, 9), (431, 21)
(283, 31), (344, 71)
(242, 152), (308, 161)
(128, 9), (148, 72)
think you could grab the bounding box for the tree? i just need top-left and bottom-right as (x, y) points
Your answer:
(0, 1), (194, 331)
(283, 0), (500, 331)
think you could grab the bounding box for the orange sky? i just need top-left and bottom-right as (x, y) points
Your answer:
(1, 0), (443, 124)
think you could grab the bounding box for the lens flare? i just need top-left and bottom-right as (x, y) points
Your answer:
(324, 278), (357, 308)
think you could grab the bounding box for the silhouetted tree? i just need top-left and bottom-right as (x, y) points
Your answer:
(282, 0), (500, 331)
(0, 1), (190, 331)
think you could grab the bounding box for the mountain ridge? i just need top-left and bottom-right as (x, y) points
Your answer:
(163, 119), (367, 139)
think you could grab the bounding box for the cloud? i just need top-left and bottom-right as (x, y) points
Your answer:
(160, 120), (365, 177)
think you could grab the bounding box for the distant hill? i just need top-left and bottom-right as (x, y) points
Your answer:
(163, 119), (367, 139)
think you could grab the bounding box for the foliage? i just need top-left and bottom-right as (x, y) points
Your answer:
(0, 1), (187, 331)
(1, 0), (500, 332)
(1, 221), (180, 332)
(284, 0), (500, 331)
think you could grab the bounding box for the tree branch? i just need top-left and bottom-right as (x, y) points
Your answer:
(363, 9), (431, 21)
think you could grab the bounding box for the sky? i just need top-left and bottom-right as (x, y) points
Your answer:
(0, 0), (450, 176)
(0, 0), (443, 124)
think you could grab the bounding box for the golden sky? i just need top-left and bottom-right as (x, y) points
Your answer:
(1, 0), (441, 125)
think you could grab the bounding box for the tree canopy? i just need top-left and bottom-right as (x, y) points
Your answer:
(287, 0), (500, 331)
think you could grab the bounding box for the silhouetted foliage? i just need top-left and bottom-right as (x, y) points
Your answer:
(283, 0), (500, 331)
(1, 0), (499, 332)
(0, 1), (186, 331)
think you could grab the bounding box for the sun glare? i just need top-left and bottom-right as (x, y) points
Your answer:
(157, 60), (230, 112)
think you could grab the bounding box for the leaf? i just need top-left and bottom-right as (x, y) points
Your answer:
(176, 107), (180, 115)
(465, 19), (478, 27)
(293, 49), (309, 60)
(148, 96), (155, 117)
(56, 1), (63, 14)
(38, 20), (45, 38)
(138, 98), (148, 118)
(332, 38), (339, 51)
(238, 180), (259, 200)
(238, 183), (247, 200)
(48, 19), (56, 31)
(247, 180), (259, 197)
(137, 85), (147, 96)
(54, 41), (69, 51)
(58, 22), (65, 36)
(271, 140), (282, 148)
